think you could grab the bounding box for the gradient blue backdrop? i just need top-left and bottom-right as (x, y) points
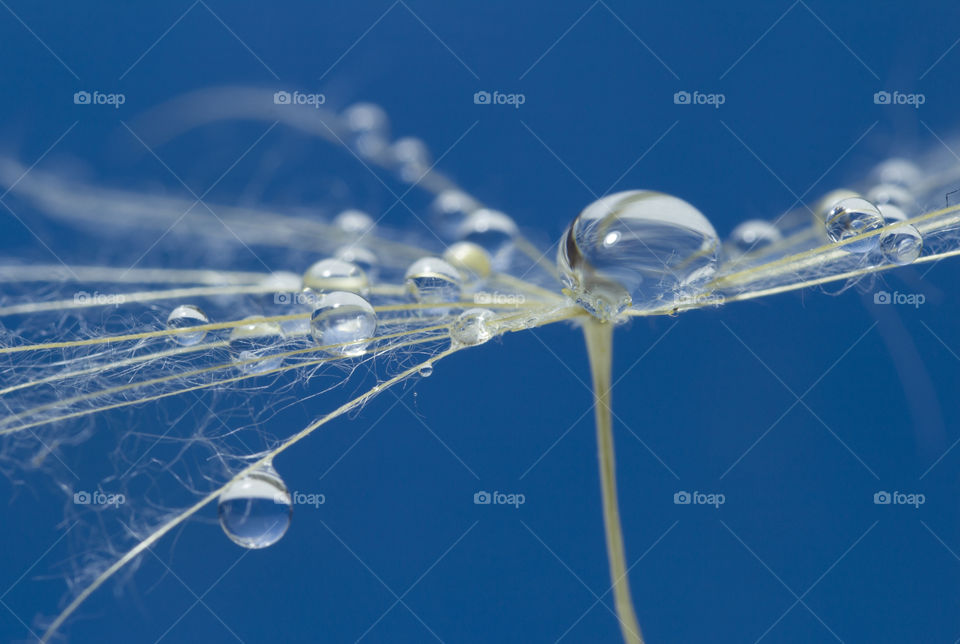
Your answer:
(1, 2), (960, 642)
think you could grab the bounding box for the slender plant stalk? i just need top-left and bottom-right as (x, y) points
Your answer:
(583, 318), (643, 644)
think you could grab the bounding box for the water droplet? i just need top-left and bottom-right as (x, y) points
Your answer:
(824, 197), (885, 253)
(450, 308), (496, 346)
(166, 304), (209, 346)
(813, 189), (861, 220)
(303, 258), (368, 293)
(390, 137), (431, 183)
(457, 209), (517, 257)
(310, 291), (377, 356)
(343, 103), (389, 158)
(872, 158), (922, 188)
(259, 271), (303, 292)
(418, 364), (434, 377)
(333, 209), (375, 235)
(880, 224), (923, 265)
(867, 183), (916, 213)
(431, 190), (479, 235)
(557, 190), (720, 319)
(443, 241), (492, 278)
(230, 317), (284, 373)
(405, 257), (462, 307)
(218, 465), (292, 549)
(334, 245), (378, 278)
(877, 203), (908, 223)
(728, 220), (782, 253)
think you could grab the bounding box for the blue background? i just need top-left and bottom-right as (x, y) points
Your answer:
(1, 1), (960, 642)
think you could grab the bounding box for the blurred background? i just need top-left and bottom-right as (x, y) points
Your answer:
(0, 1), (959, 642)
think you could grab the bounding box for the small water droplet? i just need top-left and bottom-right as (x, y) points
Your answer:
(334, 245), (378, 278)
(166, 304), (209, 346)
(877, 203), (908, 223)
(824, 197), (885, 253)
(451, 308), (496, 346)
(230, 317), (284, 373)
(557, 190), (720, 319)
(867, 183), (916, 213)
(343, 103), (389, 158)
(880, 224), (923, 265)
(872, 158), (922, 188)
(405, 257), (462, 308)
(457, 209), (517, 258)
(310, 291), (378, 356)
(728, 220), (782, 253)
(218, 465), (292, 549)
(431, 190), (479, 236)
(418, 364), (434, 377)
(443, 241), (492, 278)
(333, 209), (375, 235)
(303, 258), (368, 293)
(390, 137), (431, 183)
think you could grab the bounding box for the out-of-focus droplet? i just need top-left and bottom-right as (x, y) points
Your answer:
(334, 245), (378, 278)
(867, 183), (916, 213)
(405, 257), (463, 307)
(166, 304), (209, 346)
(431, 190), (479, 236)
(728, 220), (782, 253)
(310, 291), (378, 356)
(872, 158), (922, 189)
(343, 102), (389, 158)
(333, 209), (375, 235)
(450, 308), (496, 346)
(443, 241), (492, 278)
(303, 258), (368, 293)
(229, 317), (285, 373)
(457, 209), (517, 258)
(390, 137), (431, 183)
(557, 190), (720, 319)
(824, 197), (885, 253)
(880, 224), (923, 265)
(218, 464), (292, 549)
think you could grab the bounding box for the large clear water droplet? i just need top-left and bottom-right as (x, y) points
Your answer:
(405, 257), (463, 307)
(230, 317), (284, 373)
(218, 465), (292, 549)
(303, 258), (368, 293)
(880, 224), (923, 265)
(557, 190), (720, 319)
(310, 291), (378, 356)
(166, 304), (209, 346)
(728, 220), (782, 253)
(451, 308), (496, 346)
(824, 197), (885, 253)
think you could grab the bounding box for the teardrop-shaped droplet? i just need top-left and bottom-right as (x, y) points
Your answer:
(418, 364), (434, 377)
(230, 317), (284, 373)
(450, 308), (496, 346)
(728, 220), (782, 253)
(824, 197), (885, 253)
(457, 209), (517, 258)
(880, 224), (923, 265)
(390, 137), (431, 183)
(431, 190), (479, 236)
(557, 190), (720, 319)
(166, 304), (209, 346)
(218, 465), (292, 549)
(333, 209), (375, 235)
(443, 241), (492, 279)
(343, 103), (389, 158)
(405, 257), (462, 307)
(303, 258), (368, 293)
(310, 291), (378, 356)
